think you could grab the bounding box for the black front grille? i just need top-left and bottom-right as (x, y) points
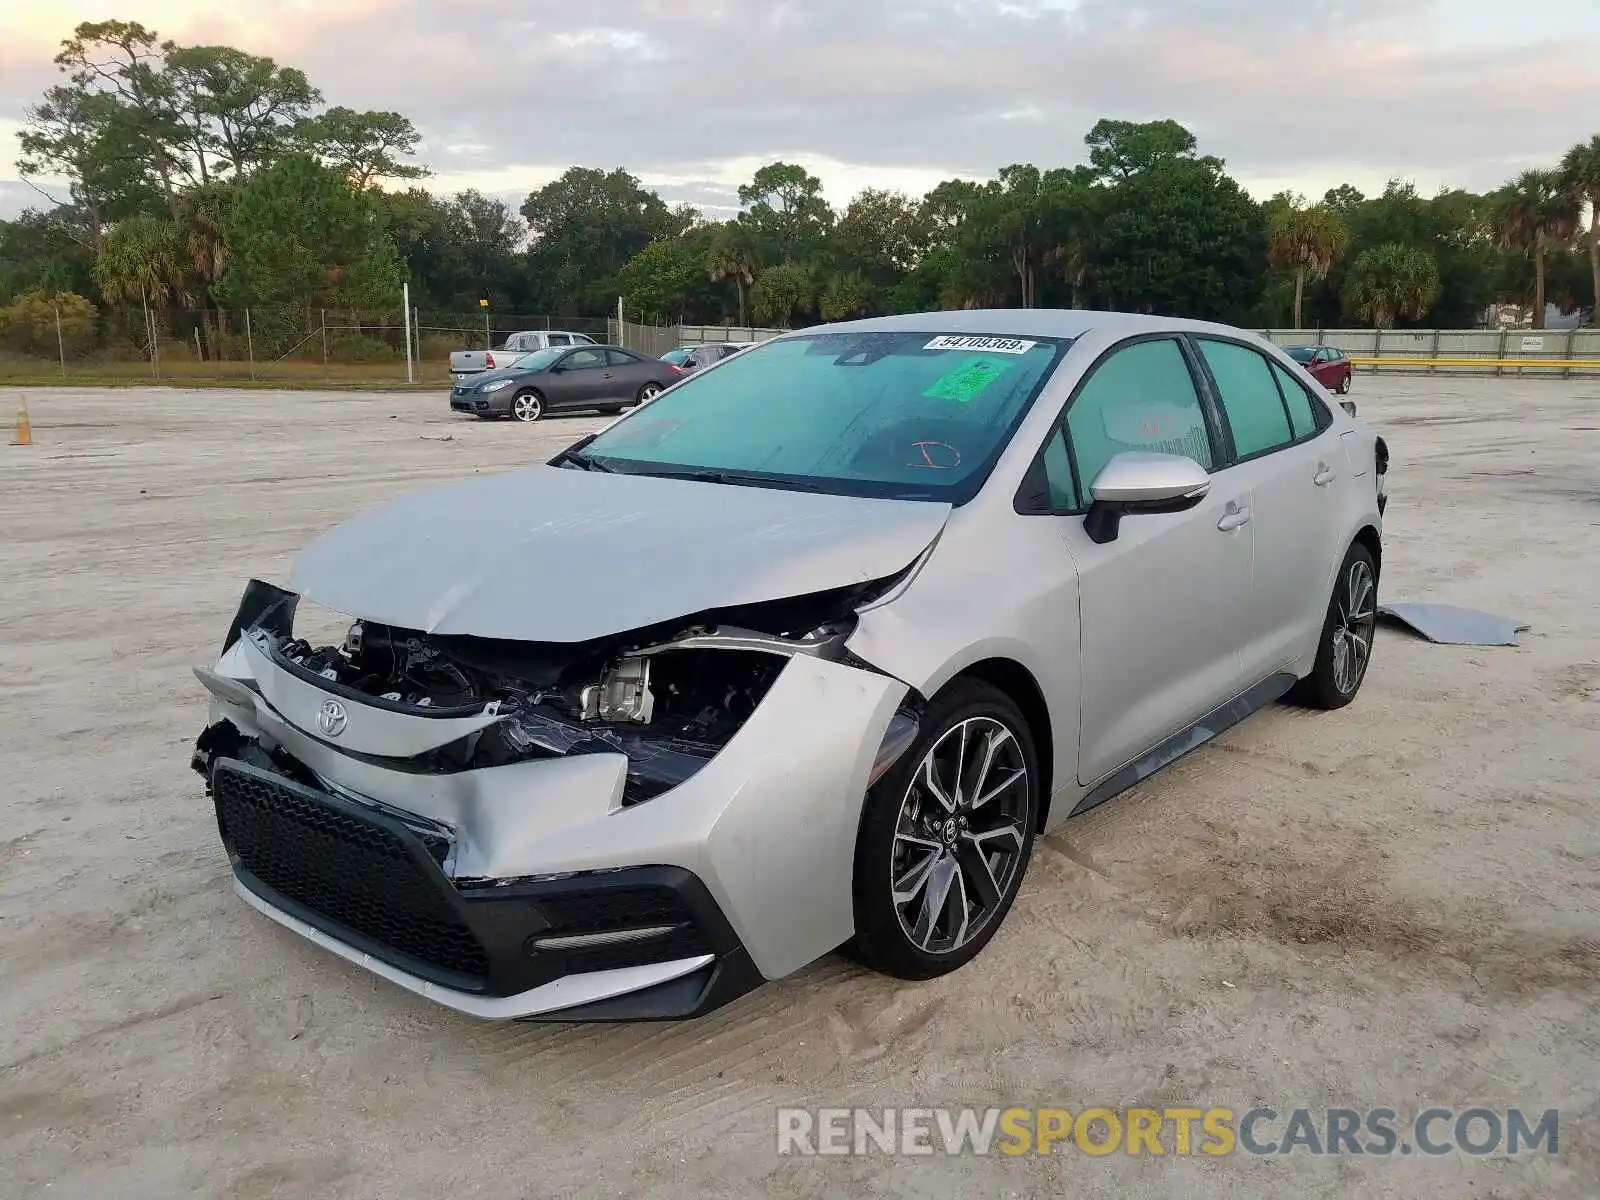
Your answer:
(213, 761), (489, 982)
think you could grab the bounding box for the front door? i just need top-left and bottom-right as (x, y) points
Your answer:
(550, 347), (609, 409)
(1051, 336), (1256, 787)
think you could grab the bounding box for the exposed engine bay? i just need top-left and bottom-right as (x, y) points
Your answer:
(195, 578), (906, 807)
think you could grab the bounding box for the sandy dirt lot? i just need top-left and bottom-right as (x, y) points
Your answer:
(2, 376), (1598, 1199)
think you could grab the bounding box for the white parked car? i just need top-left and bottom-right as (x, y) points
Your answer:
(450, 330), (598, 379)
(193, 310), (1389, 1022)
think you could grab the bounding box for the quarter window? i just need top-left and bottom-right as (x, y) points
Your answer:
(605, 349), (637, 366)
(1064, 338), (1214, 502)
(1270, 361), (1325, 439)
(1198, 339), (1294, 458)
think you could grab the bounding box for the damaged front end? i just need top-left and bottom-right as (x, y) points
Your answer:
(192, 575), (920, 1019)
(195, 576), (919, 811)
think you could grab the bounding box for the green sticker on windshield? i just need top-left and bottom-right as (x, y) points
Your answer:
(923, 355), (1014, 402)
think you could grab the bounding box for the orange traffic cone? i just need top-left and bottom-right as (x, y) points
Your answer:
(11, 397), (31, 446)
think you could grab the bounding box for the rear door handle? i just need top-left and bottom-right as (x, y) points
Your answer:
(1314, 462), (1337, 487)
(1217, 502), (1252, 532)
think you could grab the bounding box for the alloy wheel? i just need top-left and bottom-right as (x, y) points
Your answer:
(640, 382), (662, 401)
(890, 717), (1030, 956)
(1331, 558), (1376, 695)
(513, 393), (542, 422)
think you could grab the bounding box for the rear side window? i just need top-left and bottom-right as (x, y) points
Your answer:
(1270, 361), (1326, 439)
(605, 349), (637, 366)
(1066, 338), (1214, 500)
(1197, 339), (1293, 458)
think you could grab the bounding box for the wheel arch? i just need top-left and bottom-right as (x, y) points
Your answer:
(1352, 523), (1382, 584)
(948, 657), (1056, 831)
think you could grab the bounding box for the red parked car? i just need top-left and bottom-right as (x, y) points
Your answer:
(1285, 345), (1352, 394)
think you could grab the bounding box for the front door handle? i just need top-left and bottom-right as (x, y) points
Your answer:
(1313, 462), (1337, 487)
(1217, 502), (1252, 532)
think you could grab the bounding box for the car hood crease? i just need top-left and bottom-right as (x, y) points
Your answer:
(287, 465), (953, 642)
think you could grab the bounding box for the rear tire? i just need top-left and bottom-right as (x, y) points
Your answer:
(1338, 372), (1352, 395)
(637, 382), (663, 403)
(1289, 542), (1378, 710)
(849, 680), (1039, 980)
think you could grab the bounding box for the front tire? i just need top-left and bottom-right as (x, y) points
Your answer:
(511, 390), (544, 423)
(1290, 542), (1378, 710)
(850, 680), (1039, 980)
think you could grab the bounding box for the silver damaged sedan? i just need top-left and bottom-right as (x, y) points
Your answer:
(192, 311), (1389, 1021)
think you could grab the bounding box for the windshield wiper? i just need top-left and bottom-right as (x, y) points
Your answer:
(549, 440), (616, 472)
(635, 467), (825, 493)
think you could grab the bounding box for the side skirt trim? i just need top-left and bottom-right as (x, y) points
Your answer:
(1069, 671), (1298, 818)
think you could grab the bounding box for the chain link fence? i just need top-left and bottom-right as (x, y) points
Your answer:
(0, 300), (783, 387)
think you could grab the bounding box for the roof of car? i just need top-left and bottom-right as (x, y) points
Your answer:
(800, 308), (1268, 341)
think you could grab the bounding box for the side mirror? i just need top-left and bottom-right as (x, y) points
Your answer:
(1084, 452), (1211, 545)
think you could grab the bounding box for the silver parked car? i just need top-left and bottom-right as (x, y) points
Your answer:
(192, 311), (1388, 1021)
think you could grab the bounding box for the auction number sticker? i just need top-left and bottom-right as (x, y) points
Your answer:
(924, 335), (1037, 355)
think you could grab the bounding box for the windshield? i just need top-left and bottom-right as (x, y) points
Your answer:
(578, 331), (1071, 502)
(511, 348), (562, 372)
(1285, 347), (1317, 364)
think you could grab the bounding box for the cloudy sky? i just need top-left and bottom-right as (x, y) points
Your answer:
(3, 0), (1599, 221)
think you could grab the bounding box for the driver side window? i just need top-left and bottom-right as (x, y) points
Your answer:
(1046, 338), (1212, 511)
(564, 349), (604, 370)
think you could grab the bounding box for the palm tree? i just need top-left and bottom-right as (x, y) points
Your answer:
(1342, 243), (1440, 329)
(1267, 201), (1350, 328)
(1559, 135), (1600, 327)
(707, 226), (758, 326)
(95, 213), (186, 362)
(1494, 169), (1580, 329)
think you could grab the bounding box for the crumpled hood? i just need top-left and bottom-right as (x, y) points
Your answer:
(288, 465), (951, 642)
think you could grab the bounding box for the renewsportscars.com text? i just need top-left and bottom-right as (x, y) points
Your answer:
(776, 1106), (1560, 1158)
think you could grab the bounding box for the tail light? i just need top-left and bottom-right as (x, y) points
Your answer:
(667, 364), (686, 375)
(485, 351), (496, 369)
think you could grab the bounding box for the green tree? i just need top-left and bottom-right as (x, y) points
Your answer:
(706, 223), (759, 325)
(1086, 156), (1265, 321)
(1267, 199), (1350, 328)
(751, 263), (812, 326)
(295, 107), (427, 188)
(1085, 118), (1219, 181)
(1494, 169), (1580, 328)
(819, 271), (872, 321)
(215, 153), (402, 310)
(829, 189), (928, 287)
(521, 167), (680, 312)
(95, 211), (184, 306)
(737, 162), (834, 265)
(1342, 243), (1440, 328)
(1559, 135), (1600, 325)
(0, 210), (96, 302)
(617, 237), (700, 323)
(163, 45), (320, 181)
(0, 290), (99, 357)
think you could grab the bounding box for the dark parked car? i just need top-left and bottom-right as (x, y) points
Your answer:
(660, 342), (754, 373)
(1285, 345), (1352, 394)
(450, 345), (685, 422)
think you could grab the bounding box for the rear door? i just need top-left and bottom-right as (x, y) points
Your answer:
(1046, 335), (1256, 786)
(1191, 337), (1340, 680)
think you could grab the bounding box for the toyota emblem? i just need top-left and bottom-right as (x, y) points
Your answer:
(316, 698), (348, 738)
